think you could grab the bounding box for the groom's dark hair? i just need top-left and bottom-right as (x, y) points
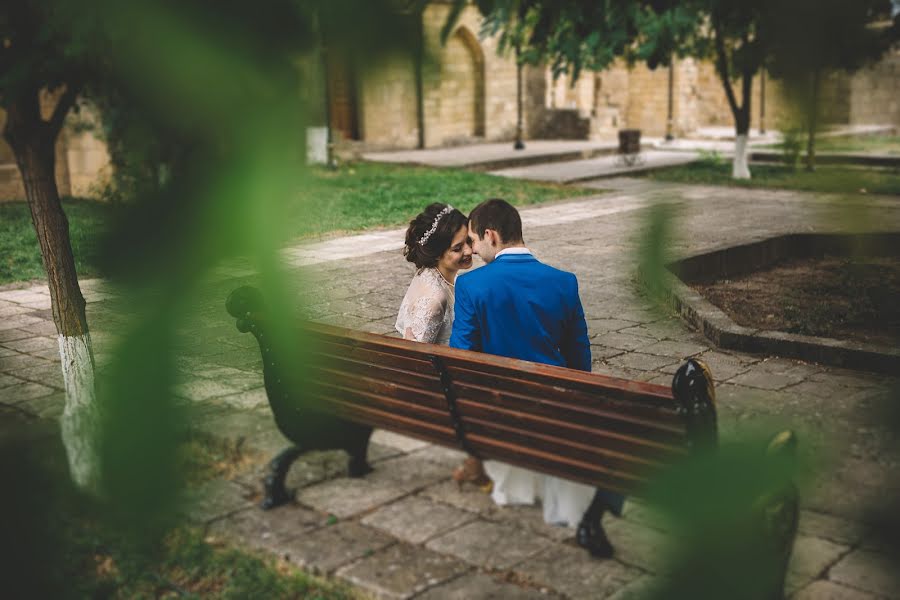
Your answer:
(468, 198), (523, 244)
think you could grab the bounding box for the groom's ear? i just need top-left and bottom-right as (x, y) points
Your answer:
(485, 229), (499, 246)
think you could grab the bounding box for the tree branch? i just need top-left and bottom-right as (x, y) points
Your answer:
(46, 81), (81, 139)
(712, 16), (740, 122)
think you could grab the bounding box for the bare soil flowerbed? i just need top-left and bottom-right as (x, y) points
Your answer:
(692, 255), (900, 348)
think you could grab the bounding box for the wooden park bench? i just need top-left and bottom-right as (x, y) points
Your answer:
(226, 285), (798, 593)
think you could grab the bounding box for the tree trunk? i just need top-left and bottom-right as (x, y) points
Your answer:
(805, 69), (821, 172)
(732, 71), (753, 180)
(4, 90), (101, 494)
(712, 23), (753, 180)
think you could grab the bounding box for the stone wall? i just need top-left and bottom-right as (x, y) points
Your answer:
(0, 89), (105, 202)
(421, 3), (518, 146)
(357, 3), (520, 149)
(357, 54), (420, 149)
(849, 48), (900, 126)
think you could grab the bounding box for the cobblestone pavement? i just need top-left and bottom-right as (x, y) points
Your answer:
(2, 177), (900, 599)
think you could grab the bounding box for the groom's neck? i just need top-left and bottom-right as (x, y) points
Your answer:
(497, 241), (527, 252)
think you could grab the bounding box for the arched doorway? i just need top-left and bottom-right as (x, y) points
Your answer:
(438, 27), (485, 141)
(328, 57), (360, 141)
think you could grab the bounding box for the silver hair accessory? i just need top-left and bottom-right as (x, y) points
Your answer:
(417, 205), (454, 246)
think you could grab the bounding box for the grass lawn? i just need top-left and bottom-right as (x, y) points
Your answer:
(1, 197), (109, 284)
(762, 134), (900, 155)
(0, 162), (594, 284)
(290, 161), (592, 238)
(644, 161), (900, 196)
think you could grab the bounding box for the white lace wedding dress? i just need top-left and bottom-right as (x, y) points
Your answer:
(395, 267), (454, 345)
(395, 266), (593, 528)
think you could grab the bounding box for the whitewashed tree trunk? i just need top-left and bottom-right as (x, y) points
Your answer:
(733, 134), (751, 179)
(4, 85), (102, 494)
(59, 334), (102, 492)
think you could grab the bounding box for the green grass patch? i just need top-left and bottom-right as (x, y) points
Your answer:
(644, 161), (900, 195)
(0, 197), (110, 285)
(290, 161), (593, 238)
(0, 162), (593, 284)
(814, 134), (900, 155)
(763, 134), (900, 155)
(63, 523), (357, 599)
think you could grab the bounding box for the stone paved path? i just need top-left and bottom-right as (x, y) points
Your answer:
(2, 177), (900, 599)
(488, 150), (701, 183)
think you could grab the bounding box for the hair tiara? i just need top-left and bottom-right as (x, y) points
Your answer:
(417, 205), (454, 246)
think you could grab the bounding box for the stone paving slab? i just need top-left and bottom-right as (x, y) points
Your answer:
(602, 516), (678, 574)
(514, 544), (642, 600)
(489, 150), (700, 183)
(418, 480), (498, 515)
(485, 503), (575, 544)
(1, 380), (57, 405)
(425, 520), (550, 570)
(785, 535), (851, 596)
(0, 314), (43, 331)
(181, 479), (255, 523)
(277, 521), (395, 575)
(208, 504), (328, 551)
(797, 510), (868, 547)
(297, 454), (449, 518)
(361, 496), (477, 545)
(336, 542), (471, 600)
(793, 580), (882, 600)
(362, 139), (623, 169)
(416, 572), (562, 599)
(828, 549), (900, 598)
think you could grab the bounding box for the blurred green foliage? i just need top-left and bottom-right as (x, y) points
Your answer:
(640, 436), (801, 600)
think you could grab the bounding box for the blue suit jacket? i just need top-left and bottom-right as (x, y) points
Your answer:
(449, 253), (591, 372)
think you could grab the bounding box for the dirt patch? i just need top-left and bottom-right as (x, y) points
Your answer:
(692, 255), (900, 348)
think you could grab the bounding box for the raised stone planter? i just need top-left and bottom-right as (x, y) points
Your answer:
(660, 232), (900, 374)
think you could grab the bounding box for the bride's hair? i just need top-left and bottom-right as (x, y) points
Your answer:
(404, 203), (467, 269)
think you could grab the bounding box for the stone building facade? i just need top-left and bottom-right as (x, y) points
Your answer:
(0, 96), (110, 202)
(1, 3), (898, 201)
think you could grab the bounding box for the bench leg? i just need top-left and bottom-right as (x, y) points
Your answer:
(345, 424), (374, 478)
(261, 445), (304, 510)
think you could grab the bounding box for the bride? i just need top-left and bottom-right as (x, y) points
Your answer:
(395, 203), (490, 489)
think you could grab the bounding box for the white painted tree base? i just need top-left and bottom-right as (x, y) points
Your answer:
(733, 134), (751, 179)
(58, 334), (102, 493)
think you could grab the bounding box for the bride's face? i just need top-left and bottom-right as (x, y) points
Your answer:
(438, 224), (473, 274)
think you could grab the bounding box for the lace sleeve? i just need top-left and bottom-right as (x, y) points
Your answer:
(396, 270), (450, 344)
(399, 296), (447, 344)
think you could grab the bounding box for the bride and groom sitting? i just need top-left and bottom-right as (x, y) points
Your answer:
(395, 198), (623, 558)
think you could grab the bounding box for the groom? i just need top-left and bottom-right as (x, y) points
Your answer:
(449, 198), (624, 558)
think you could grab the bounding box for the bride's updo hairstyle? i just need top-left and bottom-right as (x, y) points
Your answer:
(404, 202), (467, 269)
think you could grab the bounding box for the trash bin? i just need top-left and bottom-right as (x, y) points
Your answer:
(618, 129), (641, 155)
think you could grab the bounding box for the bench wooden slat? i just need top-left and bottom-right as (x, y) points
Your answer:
(304, 322), (675, 407)
(321, 395), (647, 493)
(313, 338), (686, 433)
(307, 370), (685, 480)
(468, 434), (645, 494)
(307, 361), (690, 460)
(455, 400), (687, 461)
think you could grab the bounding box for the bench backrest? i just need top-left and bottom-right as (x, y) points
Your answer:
(290, 321), (715, 496)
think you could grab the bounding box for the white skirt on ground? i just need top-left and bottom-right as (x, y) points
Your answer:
(484, 460), (595, 528)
